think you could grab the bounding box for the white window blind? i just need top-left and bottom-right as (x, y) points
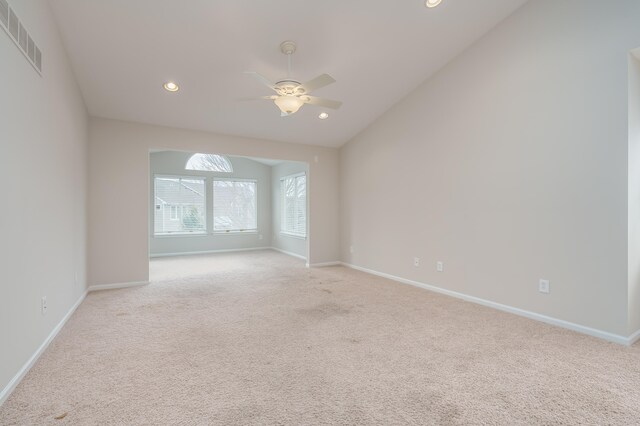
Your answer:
(213, 179), (257, 232)
(154, 176), (206, 235)
(281, 173), (306, 238)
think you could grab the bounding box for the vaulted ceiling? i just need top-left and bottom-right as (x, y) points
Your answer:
(49, 0), (527, 147)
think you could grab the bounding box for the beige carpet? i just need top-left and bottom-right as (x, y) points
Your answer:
(2, 251), (640, 425)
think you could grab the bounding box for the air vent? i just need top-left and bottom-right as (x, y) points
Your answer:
(0, 1), (8, 28)
(0, 1), (42, 75)
(18, 22), (26, 52)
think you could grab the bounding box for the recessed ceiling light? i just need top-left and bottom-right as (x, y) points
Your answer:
(319, 112), (329, 120)
(425, 0), (442, 8)
(163, 81), (179, 92)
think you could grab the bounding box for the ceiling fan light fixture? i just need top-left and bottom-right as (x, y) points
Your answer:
(274, 95), (304, 115)
(318, 112), (329, 120)
(425, 0), (442, 8)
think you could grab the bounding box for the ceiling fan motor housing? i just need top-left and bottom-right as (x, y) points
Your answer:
(280, 40), (297, 55)
(275, 80), (306, 96)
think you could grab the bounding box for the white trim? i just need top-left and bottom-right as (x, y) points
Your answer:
(629, 328), (640, 345)
(0, 290), (87, 406)
(87, 281), (149, 292)
(341, 262), (638, 346)
(307, 261), (341, 267)
(270, 247), (307, 261)
(149, 247), (270, 258)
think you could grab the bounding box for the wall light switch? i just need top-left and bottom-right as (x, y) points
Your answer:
(414, 257), (420, 267)
(539, 279), (550, 294)
(41, 296), (47, 315)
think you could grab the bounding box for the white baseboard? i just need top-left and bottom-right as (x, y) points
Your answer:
(269, 247), (307, 261)
(0, 290), (87, 406)
(88, 281), (149, 292)
(307, 261), (341, 267)
(341, 262), (638, 346)
(150, 247), (271, 258)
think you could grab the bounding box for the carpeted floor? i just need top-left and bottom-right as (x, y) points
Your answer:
(2, 250), (640, 425)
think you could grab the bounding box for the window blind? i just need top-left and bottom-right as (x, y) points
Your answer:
(281, 173), (306, 238)
(154, 176), (206, 235)
(213, 179), (257, 232)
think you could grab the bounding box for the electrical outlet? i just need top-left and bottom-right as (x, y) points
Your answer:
(41, 296), (47, 315)
(350, 245), (354, 254)
(436, 261), (444, 272)
(539, 279), (550, 294)
(414, 257), (420, 267)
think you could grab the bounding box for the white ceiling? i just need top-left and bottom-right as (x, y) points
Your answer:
(49, 0), (527, 147)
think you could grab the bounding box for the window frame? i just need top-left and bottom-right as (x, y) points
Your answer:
(212, 177), (258, 234)
(280, 172), (307, 239)
(153, 174), (208, 236)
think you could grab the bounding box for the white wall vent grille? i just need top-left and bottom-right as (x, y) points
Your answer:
(0, 1), (42, 75)
(0, 1), (8, 28)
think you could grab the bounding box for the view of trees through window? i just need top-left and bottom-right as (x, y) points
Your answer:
(281, 173), (306, 237)
(213, 179), (257, 232)
(185, 153), (233, 173)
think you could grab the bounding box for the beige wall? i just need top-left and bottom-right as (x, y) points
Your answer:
(272, 162), (309, 259)
(629, 50), (640, 334)
(0, 0), (88, 398)
(89, 117), (339, 286)
(149, 152), (272, 256)
(340, 0), (640, 337)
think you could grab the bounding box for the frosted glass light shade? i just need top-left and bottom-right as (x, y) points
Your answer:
(274, 96), (304, 114)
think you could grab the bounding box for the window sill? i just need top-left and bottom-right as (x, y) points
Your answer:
(280, 232), (307, 240)
(153, 233), (208, 238)
(213, 231), (259, 236)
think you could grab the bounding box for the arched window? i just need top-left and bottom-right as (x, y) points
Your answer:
(185, 153), (233, 173)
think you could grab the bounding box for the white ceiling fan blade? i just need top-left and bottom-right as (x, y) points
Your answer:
(237, 96), (277, 101)
(302, 95), (342, 109)
(300, 74), (336, 93)
(244, 71), (277, 91)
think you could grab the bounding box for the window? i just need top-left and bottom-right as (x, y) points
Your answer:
(185, 153), (233, 173)
(154, 176), (206, 235)
(281, 173), (306, 238)
(213, 179), (257, 233)
(169, 205), (179, 220)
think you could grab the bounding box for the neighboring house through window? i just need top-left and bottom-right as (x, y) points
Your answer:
(154, 176), (206, 235)
(169, 205), (179, 220)
(153, 155), (264, 237)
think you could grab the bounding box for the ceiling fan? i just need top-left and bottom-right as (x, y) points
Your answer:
(243, 41), (342, 117)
